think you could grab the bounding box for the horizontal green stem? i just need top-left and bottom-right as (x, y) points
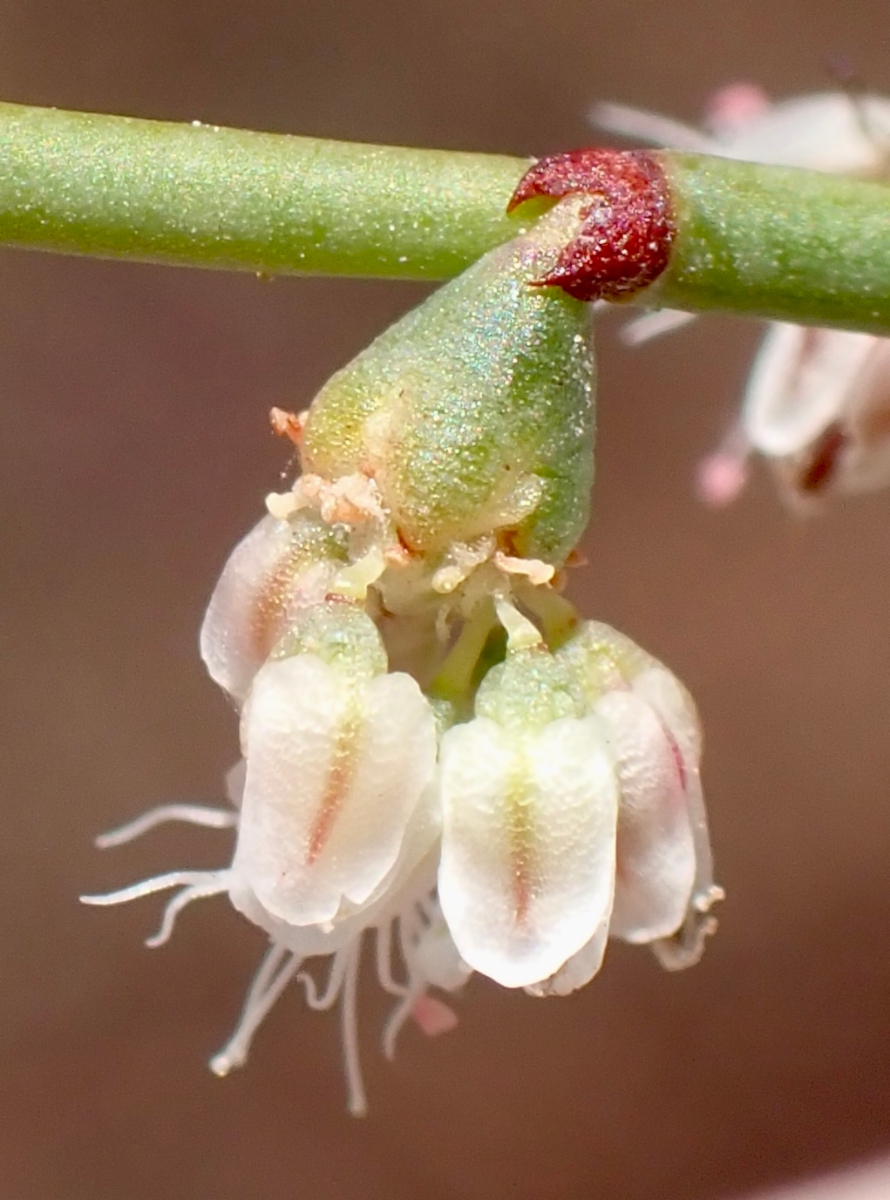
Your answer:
(2, 101), (890, 336)
(0, 101), (528, 280)
(654, 153), (890, 334)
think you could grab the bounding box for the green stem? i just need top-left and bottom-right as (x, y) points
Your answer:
(3, 101), (890, 335)
(0, 101), (528, 280)
(655, 153), (890, 334)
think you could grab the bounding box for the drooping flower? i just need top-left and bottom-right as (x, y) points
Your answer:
(84, 195), (720, 1112)
(437, 602), (620, 990)
(84, 598), (452, 1116)
(437, 601), (721, 997)
(592, 87), (890, 506)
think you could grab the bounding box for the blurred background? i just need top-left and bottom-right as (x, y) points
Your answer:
(2, 2), (889, 1198)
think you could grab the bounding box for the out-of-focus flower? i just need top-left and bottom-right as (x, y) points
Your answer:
(84, 198), (720, 1113)
(592, 87), (890, 506)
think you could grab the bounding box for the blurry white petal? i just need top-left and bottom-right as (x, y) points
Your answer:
(232, 655), (437, 927)
(621, 308), (697, 347)
(200, 516), (335, 702)
(744, 324), (876, 457)
(631, 665), (702, 765)
(831, 339), (890, 493)
(438, 716), (618, 989)
(721, 92), (890, 172)
(590, 101), (717, 152)
(525, 917), (609, 997)
(595, 691), (695, 942)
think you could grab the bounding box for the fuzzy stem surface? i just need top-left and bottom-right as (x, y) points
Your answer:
(3, 102), (890, 334)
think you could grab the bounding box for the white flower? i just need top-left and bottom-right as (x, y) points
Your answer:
(732, 323), (890, 503)
(438, 688), (619, 989)
(83, 600), (453, 1116)
(592, 87), (890, 505)
(436, 605), (721, 997)
(85, 220), (721, 1113)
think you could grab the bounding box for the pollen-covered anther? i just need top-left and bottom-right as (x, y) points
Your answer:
(269, 406), (306, 446)
(299, 472), (386, 525)
(430, 536), (496, 594)
(492, 550), (555, 586)
(507, 148), (676, 303)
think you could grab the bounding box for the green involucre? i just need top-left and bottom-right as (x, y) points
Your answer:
(301, 203), (596, 564)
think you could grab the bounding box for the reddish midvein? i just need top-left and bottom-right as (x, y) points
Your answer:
(305, 715), (360, 865)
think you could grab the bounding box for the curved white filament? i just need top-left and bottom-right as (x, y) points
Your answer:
(210, 945), (302, 1077)
(95, 805), (236, 849)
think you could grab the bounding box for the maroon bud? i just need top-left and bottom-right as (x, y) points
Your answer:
(508, 149), (675, 302)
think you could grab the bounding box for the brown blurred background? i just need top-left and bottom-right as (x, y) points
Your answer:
(2, 3), (890, 1198)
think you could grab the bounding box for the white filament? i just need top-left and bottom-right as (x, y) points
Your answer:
(145, 878), (231, 948)
(210, 945), (302, 1076)
(381, 906), (428, 1062)
(95, 804), (237, 849)
(297, 952), (350, 1011)
(374, 921), (408, 997)
(339, 946), (367, 1118)
(80, 870), (226, 907)
(86, 805), (458, 1114)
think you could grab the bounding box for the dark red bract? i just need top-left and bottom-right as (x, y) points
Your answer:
(508, 149), (675, 302)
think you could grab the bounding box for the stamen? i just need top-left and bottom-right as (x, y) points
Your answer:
(340, 945), (368, 1118)
(81, 870), (222, 907)
(145, 878), (229, 948)
(95, 805), (237, 849)
(210, 944), (301, 1076)
(297, 951), (350, 1011)
(374, 922), (408, 997)
(382, 908), (425, 1061)
(382, 990), (418, 1062)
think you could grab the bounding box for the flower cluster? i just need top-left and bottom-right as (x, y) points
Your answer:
(84, 203), (721, 1114)
(593, 87), (890, 507)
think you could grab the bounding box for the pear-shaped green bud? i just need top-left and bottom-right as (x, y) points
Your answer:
(300, 201), (595, 565)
